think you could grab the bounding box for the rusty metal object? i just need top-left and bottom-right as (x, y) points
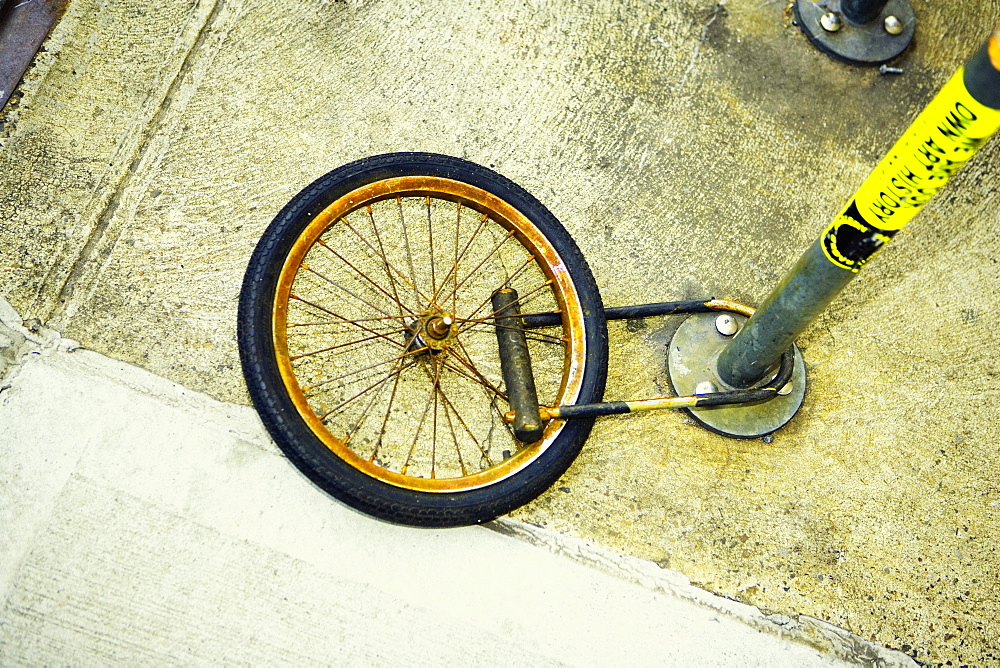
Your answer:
(504, 299), (797, 430)
(990, 20), (1000, 69)
(0, 0), (67, 111)
(522, 297), (750, 328)
(424, 314), (453, 340)
(492, 289), (544, 443)
(273, 175), (590, 493)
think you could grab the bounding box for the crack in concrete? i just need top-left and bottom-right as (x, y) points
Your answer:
(46, 0), (228, 330)
(676, 2), (726, 94)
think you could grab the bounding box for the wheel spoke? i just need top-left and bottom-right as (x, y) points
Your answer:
(438, 229), (516, 309)
(431, 377), (439, 479)
(319, 355), (415, 421)
(460, 322), (567, 346)
(460, 254), (537, 324)
(290, 294), (410, 350)
(301, 263), (401, 321)
(438, 390), (468, 477)
(431, 213), (490, 305)
(452, 201), (462, 315)
(287, 315), (405, 329)
(457, 279), (554, 333)
(344, 355), (403, 446)
(304, 347), (426, 394)
(489, 392), (519, 444)
(401, 356), (443, 475)
(484, 216), (514, 281)
(440, 346), (519, 449)
(339, 214), (434, 309)
(452, 339), (507, 400)
(290, 329), (408, 361)
(438, 356), (508, 402)
(435, 377), (492, 468)
(430, 354), (442, 479)
(426, 197), (437, 300)
(397, 197), (423, 307)
(366, 205), (408, 319)
(457, 308), (563, 324)
(315, 239), (416, 317)
(370, 360), (405, 464)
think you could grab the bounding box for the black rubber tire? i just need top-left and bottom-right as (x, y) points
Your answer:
(238, 153), (608, 527)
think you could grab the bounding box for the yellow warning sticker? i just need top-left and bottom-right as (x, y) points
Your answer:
(853, 68), (1000, 232)
(821, 202), (893, 273)
(822, 67), (1000, 271)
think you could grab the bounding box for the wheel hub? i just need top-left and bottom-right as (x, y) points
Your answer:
(425, 314), (454, 341)
(407, 312), (457, 353)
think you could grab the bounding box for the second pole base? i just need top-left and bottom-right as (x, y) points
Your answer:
(794, 0), (915, 66)
(667, 312), (806, 438)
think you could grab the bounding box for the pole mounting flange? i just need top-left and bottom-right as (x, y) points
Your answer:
(667, 312), (806, 438)
(794, 0), (915, 66)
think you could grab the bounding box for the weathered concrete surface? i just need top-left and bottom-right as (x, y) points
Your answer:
(0, 319), (909, 666)
(1, 0), (998, 664)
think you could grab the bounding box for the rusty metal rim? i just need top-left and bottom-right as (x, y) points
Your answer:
(990, 20), (1000, 69)
(272, 175), (589, 493)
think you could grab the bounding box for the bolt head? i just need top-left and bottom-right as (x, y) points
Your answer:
(695, 381), (717, 395)
(884, 15), (903, 35)
(715, 314), (739, 336)
(819, 12), (842, 32)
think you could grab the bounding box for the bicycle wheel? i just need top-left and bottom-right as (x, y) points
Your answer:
(239, 153), (608, 527)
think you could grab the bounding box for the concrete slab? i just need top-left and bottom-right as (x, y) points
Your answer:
(1, 0), (998, 663)
(0, 321), (911, 666)
(0, 0), (218, 322)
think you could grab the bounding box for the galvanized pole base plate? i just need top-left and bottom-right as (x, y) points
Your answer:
(794, 0), (915, 66)
(667, 312), (806, 438)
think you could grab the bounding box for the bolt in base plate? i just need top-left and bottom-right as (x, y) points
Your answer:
(794, 0), (915, 66)
(667, 312), (806, 438)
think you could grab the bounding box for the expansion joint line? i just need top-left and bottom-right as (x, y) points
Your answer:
(46, 0), (228, 329)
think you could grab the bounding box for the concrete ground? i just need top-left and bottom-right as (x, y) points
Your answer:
(1, 0), (998, 664)
(1, 302), (914, 666)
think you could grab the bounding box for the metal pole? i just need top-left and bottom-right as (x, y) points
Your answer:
(840, 0), (888, 25)
(716, 21), (1000, 390)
